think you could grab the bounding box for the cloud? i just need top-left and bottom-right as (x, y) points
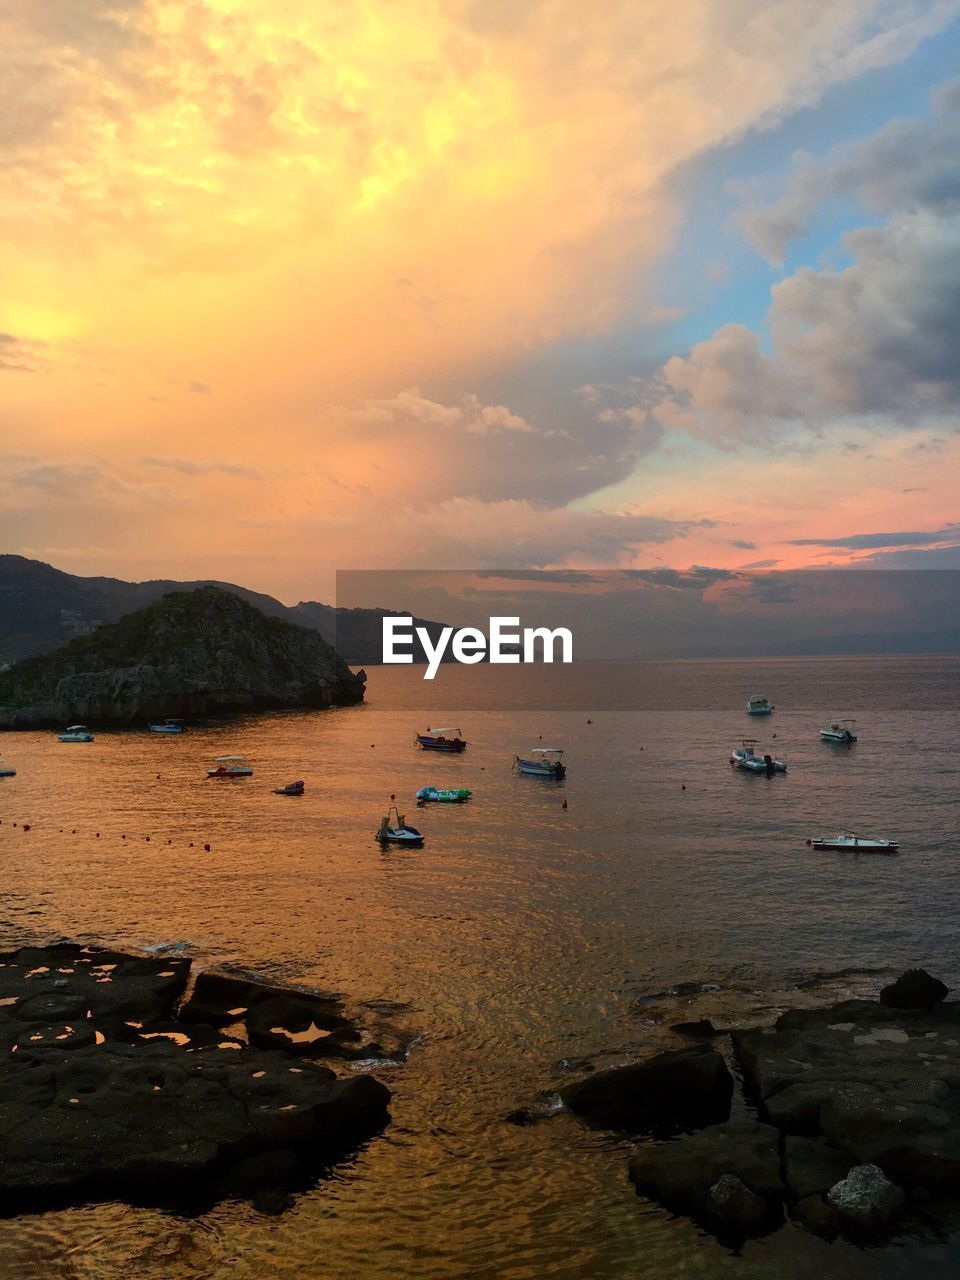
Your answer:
(738, 79), (960, 262)
(787, 522), (960, 549)
(334, 388), (654, 506)
(605, 80), (960, 445)
(383, 498), (705, 567)
(140, 455), (262, 479)
(0, 334), (43, 372)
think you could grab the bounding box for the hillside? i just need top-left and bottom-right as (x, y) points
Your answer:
(0, 556), (449, 666)
(0, 587), (364, 728)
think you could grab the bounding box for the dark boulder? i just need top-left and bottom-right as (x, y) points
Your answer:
(705, 1174), (771, 1237)
(629, 1119), (783, 1237)
(879, 969), (948, 1011)
(827, 1163), (906, 1234)
(563, 1045), (733, 1133)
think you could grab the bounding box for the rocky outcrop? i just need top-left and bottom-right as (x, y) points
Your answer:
(0, 943), (392, 1212)
(0, 587), (364, 728)
(563, 969), (960, 1247)
(562, 1045), (733, 1133)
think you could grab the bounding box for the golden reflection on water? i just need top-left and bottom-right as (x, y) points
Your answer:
(0, 659), (958, 1277)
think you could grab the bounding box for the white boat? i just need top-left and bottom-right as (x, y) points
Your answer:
(808, 833), (899, 853)
(730, 740), (786, 773)
(820, 720), (858, 744)
(207, 755), (253, 778)
(514, 748), (566, 780)
(149, 719), (187, 734)
(746, 695), (774, 715)
(0, 758), (15, 778)
(58, 725), (94, 743)
(376, 805), (424, 845)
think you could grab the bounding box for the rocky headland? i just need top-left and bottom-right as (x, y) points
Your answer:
(552, 969), (960, 1245)
(0, 586), (364, 728)
(0, 942), (395, 1213)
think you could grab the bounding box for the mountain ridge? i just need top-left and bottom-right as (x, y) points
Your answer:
(0, 555), (447, 666)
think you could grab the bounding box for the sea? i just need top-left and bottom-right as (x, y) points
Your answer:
(0, 655), (958, 1279)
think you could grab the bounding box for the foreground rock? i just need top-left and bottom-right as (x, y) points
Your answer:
(0, 586), (363, 728)
(569, 969), (960, 1246)
(0, 943), (391, 1212)
(562, 1045), (733, 1133)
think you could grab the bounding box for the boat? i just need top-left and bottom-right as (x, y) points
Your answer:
(730, 740), (786, 773)
(416, 786), (471, 803)
(746, 695), (774, 715)
(376, 805), (424, 845)
(149, 719), (187, 734)
(808, 833), (899, 853)
(273, 780), (305, 796)
(820, 719), (858, 744)
(207, 755), (254, 778)
(514, 748), (566, 780)
(0, 758), (15, 778)
(58, 725), (94, 743)
(415, 728), (467, 752)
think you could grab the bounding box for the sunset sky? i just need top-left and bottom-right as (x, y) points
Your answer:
(2, 0), (959, 603)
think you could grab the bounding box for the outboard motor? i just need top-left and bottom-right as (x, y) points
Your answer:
(764, 753), (774, 775)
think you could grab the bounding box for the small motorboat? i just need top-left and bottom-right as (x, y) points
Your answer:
(746, 695), (774, 715)
(207, 755), (254, 778)
(149, 719), (187, 734)
(415, 727), (467, 753)
(808, 833), (899, 853)
(58, 725), (94, 743)
(376, 805), (424, 845)
(0, 758), (15, 778)
(273, 780), (305, 796)
(514, 748), (566, 780)
(820, 720), (858, 744)
(730, 740), (786, 773)
(416, 786), (471, 803)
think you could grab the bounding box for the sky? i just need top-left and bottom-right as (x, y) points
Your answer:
(2, 0), (959, 604)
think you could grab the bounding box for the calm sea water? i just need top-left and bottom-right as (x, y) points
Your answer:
(0, 656), (958, 1279)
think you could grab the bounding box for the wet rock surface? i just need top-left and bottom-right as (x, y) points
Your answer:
(0, 943), (392, 1213)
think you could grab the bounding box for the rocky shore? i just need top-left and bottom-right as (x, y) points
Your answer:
(558, 969), (960, 1244)
(0, 942), (394, 1214)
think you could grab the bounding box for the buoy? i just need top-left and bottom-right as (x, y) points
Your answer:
(121, 834), (126, 839)
(145, 836), (150, 842)
(96, 833), (100, 838)
(561, 798), (568, 810)
(681, 784), (686, 791)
